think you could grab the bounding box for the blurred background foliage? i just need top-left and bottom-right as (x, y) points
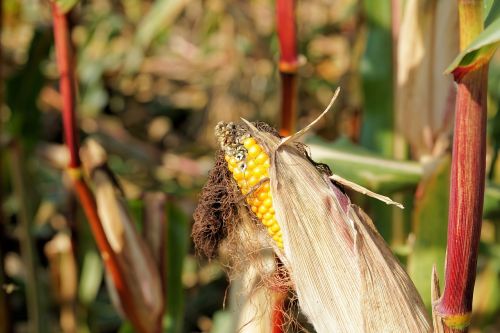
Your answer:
(0, 0), (499, 332)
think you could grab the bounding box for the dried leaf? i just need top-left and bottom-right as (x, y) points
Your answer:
(396, 0), (459, 157)
(243, 121), (432, 332)
(82, 140), (164, 333)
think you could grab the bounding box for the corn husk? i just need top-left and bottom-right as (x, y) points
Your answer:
(82, 140), (164, 333)
(241, 116), (432, 333)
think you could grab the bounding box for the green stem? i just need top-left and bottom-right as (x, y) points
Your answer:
(9, 142), (42, 333)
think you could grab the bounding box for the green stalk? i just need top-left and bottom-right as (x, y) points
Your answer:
(0, 0), (9, 330)
(435, 1), (489, 331)
(9, 142), (42, 333)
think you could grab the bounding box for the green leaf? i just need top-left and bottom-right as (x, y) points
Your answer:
(360, 0), (394, 157)
(53, 0), (79, 13)
(446, 9), (500, 76)
(484, 183), (500, 219)
(164, 201), (189, 333)
(308, 137), (422, 193)
(6, 29), (52, 148)
(407, 155), (450, 308)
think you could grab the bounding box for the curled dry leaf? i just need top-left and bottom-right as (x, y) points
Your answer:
(396, 0), (458, 157)
(194, 94), (432, 332)
(82, 139), (164, 333)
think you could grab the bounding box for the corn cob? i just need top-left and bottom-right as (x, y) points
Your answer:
(216, 123), (283, 248)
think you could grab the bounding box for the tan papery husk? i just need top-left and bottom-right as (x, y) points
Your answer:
(82, 140), (164, 332)
(243, 121), (432, 333)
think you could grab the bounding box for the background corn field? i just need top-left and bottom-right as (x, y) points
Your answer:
(0, 0), (499, 332)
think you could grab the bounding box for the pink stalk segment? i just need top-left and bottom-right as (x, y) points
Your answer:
(435, 1), (489, 331)
(276, 0), (298, 136)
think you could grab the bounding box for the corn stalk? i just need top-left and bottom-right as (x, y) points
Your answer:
(434, 1), (497, 331)
(276, 0), (298, 136)
(50, 4), (163, 332)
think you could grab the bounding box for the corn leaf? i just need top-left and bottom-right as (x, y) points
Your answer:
(483, 183), (500, 219)
(446, 3), (500, 78)
(164, 201), (189, 333)
(407, 156), (450, 308)
(396, 0), (458, 156)
(53, 0), (79, 13)
(308, 137), (422, 193)
(360, 0), (393, 156)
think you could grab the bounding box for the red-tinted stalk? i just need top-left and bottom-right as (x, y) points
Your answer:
(274, 2), (298, 330)
(435, 1), (488, 331)
(276, 0), (298, 136)
(51, 3), (79, 168)
(50, 4), (154, 332)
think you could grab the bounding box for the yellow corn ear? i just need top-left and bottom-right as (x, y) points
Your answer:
(225, 137), (283, 248)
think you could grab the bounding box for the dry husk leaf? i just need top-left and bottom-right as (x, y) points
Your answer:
(396, 0), (458, 157)
(241, 120), (432, 333)
(82, 139), (164, 333)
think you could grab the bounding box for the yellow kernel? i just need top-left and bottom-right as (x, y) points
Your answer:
(273, 234), (282, 242)
(270, 224), (280, 233)
(268, 207), (275, 214)
(263, 198), (272, 208)
(248, 145), (261, 158)
(255, 152), (268, 165)
(257, 212), (263, 219)
(268, 228), (276, 236)
(228, 164), (234, 172)
(233, 168), (244, 181)
(262, 218), (273, 227)
(247, 176), (259, 187)
(243, 137), (256, 149)
(256, 191), (267, 201)
(258, 205), (268, 215)
(251, 198), (261, 207)
(263, 213), (273, 221)
(247, 159), (256, 170)
(251, 206), (258, 213)
(263, 159), (270, 168)
(276, 242), (283, 249)
(262, 182), (270, 191)
(253, 166), (267, 178)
